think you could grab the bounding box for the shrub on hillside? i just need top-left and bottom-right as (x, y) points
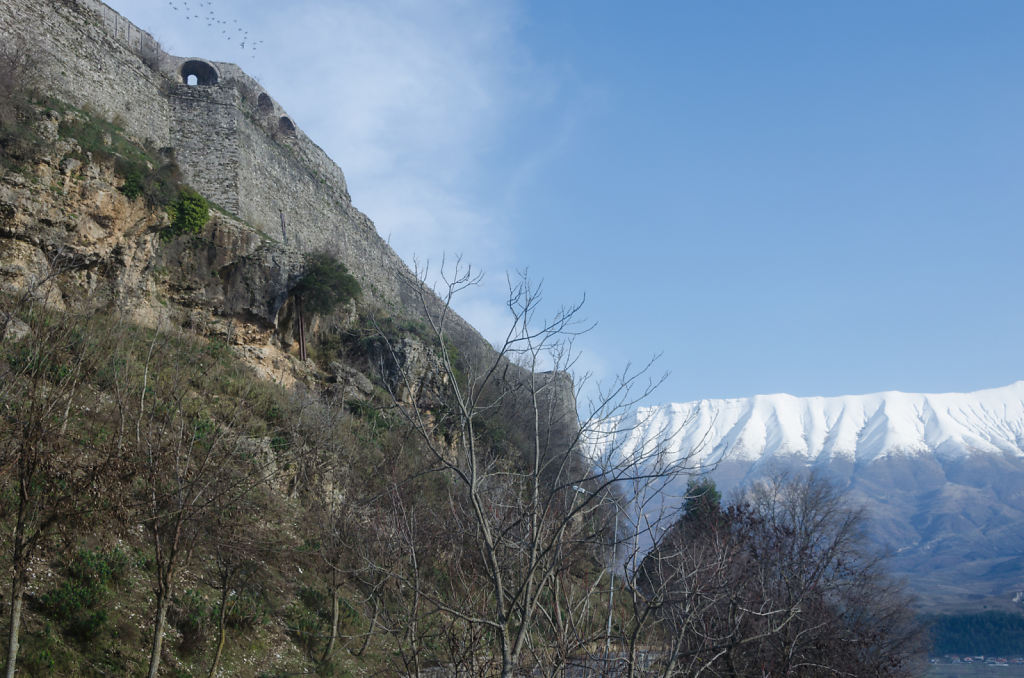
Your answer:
(115, 153), (181, 206)
(55, 105), (184, 207)
(163, 186), (210, 239)
(39, 548), (128, 643)
(293, 252), (361, 316)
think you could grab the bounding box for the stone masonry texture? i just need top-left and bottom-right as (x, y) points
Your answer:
(0, 0), (579, 453)
(0, 0), (418, 303)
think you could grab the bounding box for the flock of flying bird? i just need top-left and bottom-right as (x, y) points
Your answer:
(166, 0), (264, 57)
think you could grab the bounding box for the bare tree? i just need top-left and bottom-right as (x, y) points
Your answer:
(0, 38), (36, 133)
(629, 472), (926, 677)
(202, 473), (279, 678)
(740, 471), (927, 677)
(376, 260), (696, 677)
(0, 304), (127, 678)
(114, 326), (285, 678)
(292, 395), (365, 669)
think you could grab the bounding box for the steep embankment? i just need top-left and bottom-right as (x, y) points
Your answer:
(0, 0), (534, 393)
(0, 105), (315, 380)
(0, 101), (595, 675)
(0, 100), (484, 677)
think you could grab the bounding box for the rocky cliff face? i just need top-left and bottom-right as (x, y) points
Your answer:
(0, 0), (411, 307)
(0, 108), (311, 381)
(0, 0), (513, 357)
(0, 0), (581, 497)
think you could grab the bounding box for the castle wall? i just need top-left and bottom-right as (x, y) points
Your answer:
(76, 0), (160, 57)
(232, 95), (408, 304)
(235, 102), (347, 252)
(0, 0), (487, 329)
(169, 83), (242, 215)
(0, 0), (170, 145)
(0, 0), (413, 308)
(0, 0), (576, 430)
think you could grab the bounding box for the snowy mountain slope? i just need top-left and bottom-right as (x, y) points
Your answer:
(608, 381), (1024, 469)
(595, 382), (1024, 611)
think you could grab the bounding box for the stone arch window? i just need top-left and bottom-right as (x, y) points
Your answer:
(180, 60), (218, 86)
(278, 116), (296, 136)
(257, 93), (273, 115)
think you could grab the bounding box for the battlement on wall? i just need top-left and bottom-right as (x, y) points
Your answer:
(76, 0), (160, 58)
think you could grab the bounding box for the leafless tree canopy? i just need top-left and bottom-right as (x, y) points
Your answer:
(631, 472), (927, 677)
(370, 262), (925, 677)
(0, 250), (924, 676)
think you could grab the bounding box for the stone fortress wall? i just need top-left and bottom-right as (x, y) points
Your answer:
(0, 0), (579, 442)
(0, 0), (171, 145)
(77, 0), (160, 57)
(0, 0), (418, 310)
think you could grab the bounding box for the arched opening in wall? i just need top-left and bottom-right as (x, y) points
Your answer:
(180, 60), (218, 86)
(278, 116), (296, 136)
(257, 93), (273, 115)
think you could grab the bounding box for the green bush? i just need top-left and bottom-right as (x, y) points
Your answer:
(17, 629), (74, 676)
(141, 159), (182, 207)
(65, 610), (107, 643)
(287, 601), (323, 655)
(39, 579), (101, 618)
(293, 252), (361, 316)
(52, 104), (183, 207)
(345, 399), (389, 434)
(223, 588), (267, 630)
(67, 547), (128, 587)
(117, 163), (145, 200)
(38, 548), (127, 644)
(163, 187), (210, 239)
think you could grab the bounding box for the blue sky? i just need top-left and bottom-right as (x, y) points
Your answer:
(108, 0), (1024, 403)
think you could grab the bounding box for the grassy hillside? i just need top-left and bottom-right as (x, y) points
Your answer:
(0, 301), (439, 676)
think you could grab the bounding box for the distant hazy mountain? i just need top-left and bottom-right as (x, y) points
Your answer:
(605, 382), (1024, 612)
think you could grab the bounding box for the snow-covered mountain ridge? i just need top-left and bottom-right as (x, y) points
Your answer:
(617, 381), (1024, 467)
(597, 381), (1024, 611)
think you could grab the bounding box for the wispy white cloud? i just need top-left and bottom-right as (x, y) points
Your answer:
(251, 1), (531, 275)
(113, 0), (555, 344)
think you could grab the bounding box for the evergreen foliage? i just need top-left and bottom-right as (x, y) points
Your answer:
(164, 186), (210, 239)
(293, 252), (361, 316)
(681, 477), (722, 526)
(927, 611), (1024, 655)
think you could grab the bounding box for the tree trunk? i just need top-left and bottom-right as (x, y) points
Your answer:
(147, 591), (170, 678)
(4, 577), (25, 678)
(320, 586), (339, 665)
(500, 628), (514, 678)
(356, 599), (378, 657)
(296, 296), (307, 361)
(208, 586), (229, 678)
(6, 501), (30, 678)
